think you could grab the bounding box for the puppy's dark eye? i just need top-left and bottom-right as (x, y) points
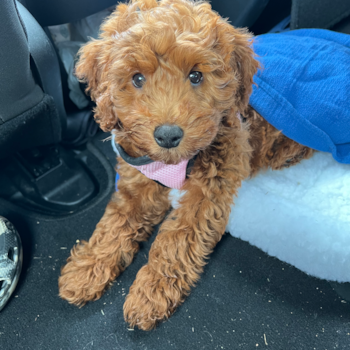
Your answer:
(132, 73), (146, 88)
(189, 71), (203, 85)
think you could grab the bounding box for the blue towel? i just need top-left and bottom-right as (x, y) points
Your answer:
(249, 29), (350, 164)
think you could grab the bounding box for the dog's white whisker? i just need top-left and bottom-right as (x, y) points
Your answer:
(102, 136), (113, 142)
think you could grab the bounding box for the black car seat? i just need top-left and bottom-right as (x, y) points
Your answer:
(290, 0), (350, 31)
(222, 0), (350, 35)
(0, 0), (117, 215)
(0, 0), (63, 159)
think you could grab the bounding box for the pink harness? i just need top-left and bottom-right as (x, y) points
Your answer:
(112, 137), (191, 190)
(131, 159), (189, 189)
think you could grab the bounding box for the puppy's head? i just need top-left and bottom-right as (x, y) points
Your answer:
(76, 0), (258, 164)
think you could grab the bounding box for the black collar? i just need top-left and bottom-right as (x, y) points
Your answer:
(114, 143), (154, 166)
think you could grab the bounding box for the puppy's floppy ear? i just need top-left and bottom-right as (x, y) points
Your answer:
(75, 39), (106, 102)
(75, 38), (119, 132)
(216, 21), (259, 112)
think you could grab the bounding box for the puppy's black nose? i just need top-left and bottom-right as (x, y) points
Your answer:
(154, 124), (183, 149)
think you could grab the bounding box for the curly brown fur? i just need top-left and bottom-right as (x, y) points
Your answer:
(59, 162), (171, 305)
(59, 0), (314, 330)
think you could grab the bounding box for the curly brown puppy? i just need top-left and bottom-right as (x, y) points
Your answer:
(58, 0), (313, 330)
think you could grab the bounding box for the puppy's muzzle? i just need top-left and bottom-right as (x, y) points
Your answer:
(154, 124), (183, 149)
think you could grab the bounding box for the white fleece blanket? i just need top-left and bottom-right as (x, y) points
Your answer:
(170, 152), (350, 282)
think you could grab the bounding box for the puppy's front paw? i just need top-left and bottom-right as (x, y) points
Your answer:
(123, 265), (180, 330)
(59, 241), (117, 306)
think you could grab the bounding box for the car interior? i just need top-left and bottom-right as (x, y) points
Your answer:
(1, 0), (350, 349)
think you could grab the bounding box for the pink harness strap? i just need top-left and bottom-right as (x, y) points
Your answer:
(130, 159), (189, 190)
